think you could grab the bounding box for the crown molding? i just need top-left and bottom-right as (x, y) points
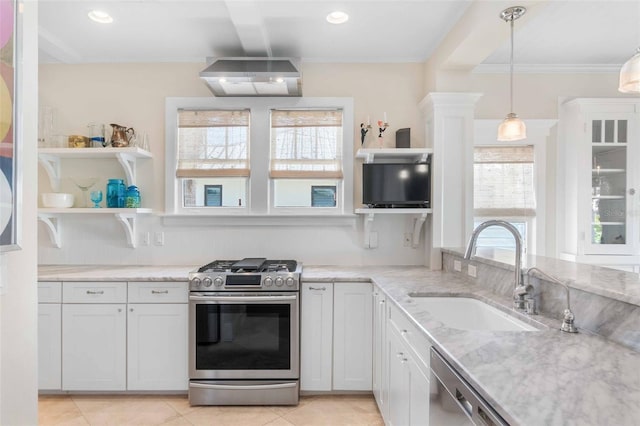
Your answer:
(473, 63), (621, 74)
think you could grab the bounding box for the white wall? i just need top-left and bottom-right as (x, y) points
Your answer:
(38, 62), (428, 266)
(1, 1), (39, 424)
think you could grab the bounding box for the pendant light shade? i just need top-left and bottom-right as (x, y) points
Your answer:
(498, 113), (527, 142)
(619, 48), (640, 93)
(498, 6), (526, 142)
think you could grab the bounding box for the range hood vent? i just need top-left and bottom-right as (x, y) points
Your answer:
(200, 57), (302, 97)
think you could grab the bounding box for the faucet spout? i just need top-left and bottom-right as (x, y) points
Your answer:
(464, 220), (524, 309)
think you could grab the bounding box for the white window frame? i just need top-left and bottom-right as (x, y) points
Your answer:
(474, 120), (553, 256)
(165, 97), (354, 219)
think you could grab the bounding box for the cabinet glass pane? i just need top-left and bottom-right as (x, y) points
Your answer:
(591, 142), (627, 246)
(618, 120), (628, 143)
(592, 120), (602, 143)
(604, 120), (615, 142)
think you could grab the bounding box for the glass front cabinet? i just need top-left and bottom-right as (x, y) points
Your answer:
(559, 99), (640, 266)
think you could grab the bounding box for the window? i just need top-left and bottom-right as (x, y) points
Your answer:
(270, 109), (343, 209)
(165, 97), (354, 219)
(311, 186), (337, 207)
(204, 185), (222, 207)
(473, 145), (535, 252)
(176, 109), (249, 209)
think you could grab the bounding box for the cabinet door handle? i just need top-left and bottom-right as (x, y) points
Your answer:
(151, 290), (169, 294)
(129, 308), (134, 312)
(309, 286), (326, 291)
(118, 308), (122, 313)
(630, 188), (636, 195)
(86, 290), (104, 295)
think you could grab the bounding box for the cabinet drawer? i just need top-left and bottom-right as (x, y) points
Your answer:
(38, 281), (62, 303)
(388, 301), (430, 370)
(62, 282), (127, 303)
(127, 281), (188, 303)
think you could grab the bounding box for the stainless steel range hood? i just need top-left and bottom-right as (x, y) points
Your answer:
(200, 57), (302, 97)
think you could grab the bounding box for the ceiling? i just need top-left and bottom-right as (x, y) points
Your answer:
(38, 0), (640, 72)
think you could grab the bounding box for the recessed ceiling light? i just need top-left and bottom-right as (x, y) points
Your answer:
(88, 10), (113, 24)
(326, 11), (349, 24)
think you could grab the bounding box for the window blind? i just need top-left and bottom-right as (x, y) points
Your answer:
(270, 109), (343, 179)
(474, 145), (536, 217)
(176, 109), (250, 178)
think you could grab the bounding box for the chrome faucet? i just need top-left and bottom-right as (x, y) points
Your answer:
(464, 220), (526, 310)
(526, 267), (578, 333)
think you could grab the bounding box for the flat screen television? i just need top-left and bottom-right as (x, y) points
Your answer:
(363, 162), (431, 208)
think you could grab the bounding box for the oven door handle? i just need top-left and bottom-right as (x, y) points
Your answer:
(190, 382), (298, 391)
(189, 294), (297, 302)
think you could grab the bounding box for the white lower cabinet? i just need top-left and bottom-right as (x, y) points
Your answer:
(300, 281), (373, 392)
(300, 282), (334, 391)
(62, 303), (127, 391)
(39, 281), (62, 390)
(127, 303), (188, 390)
(383, 299), (431, 426)
(39, 280), (188, 392)
(333, 281), (373, 390)
(372, 288), (388, 418)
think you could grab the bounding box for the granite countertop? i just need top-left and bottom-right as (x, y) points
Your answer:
(39, 264), (640, 425)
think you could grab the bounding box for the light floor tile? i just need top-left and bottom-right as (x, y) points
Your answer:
(38, 394), (383, 426)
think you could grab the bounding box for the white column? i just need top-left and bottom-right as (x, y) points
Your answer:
(419, 93), (482, 269)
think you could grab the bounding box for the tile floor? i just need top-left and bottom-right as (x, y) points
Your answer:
(38, 394), (384, 425)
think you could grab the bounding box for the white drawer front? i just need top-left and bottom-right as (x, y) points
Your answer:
(38, 281), (62, 303)
(388, 301), (430, 370)
(127, 281), (188, 303)
(62, 282), (127, 303)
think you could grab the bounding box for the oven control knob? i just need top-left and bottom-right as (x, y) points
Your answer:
(275, 277), (284, 287)
(191, 277), (201, 287)
(203, 277), (213, 287)
(213, 276), (224, 287)
(286, 277), (295, 287)
(264, 277), (273, 287)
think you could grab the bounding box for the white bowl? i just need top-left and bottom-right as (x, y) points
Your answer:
(42, 193), (74, 208)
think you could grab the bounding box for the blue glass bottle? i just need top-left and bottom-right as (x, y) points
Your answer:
(125, 185), (141, 208)
(106, 179), (126, 208)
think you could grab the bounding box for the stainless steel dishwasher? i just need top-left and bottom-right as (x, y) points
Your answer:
(430, 348), (509, 426)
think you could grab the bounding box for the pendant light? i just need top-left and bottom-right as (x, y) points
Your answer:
(619, 1), (640, 93)
(619, 48), (640, 93)
(497, 6), (527, 142)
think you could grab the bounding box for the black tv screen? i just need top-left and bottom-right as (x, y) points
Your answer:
(363, 162), (431, 208)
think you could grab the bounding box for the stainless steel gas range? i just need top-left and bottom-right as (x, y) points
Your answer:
(188, 258), (302, 406)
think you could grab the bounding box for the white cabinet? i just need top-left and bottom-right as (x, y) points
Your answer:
(62, 303), (127, 391)
(333, 281), (373, 391)
(300, 281), (372, 392)
(372, 287), (388, 418)
(383, 300), (431, 426)
(127, 281), (188, 391)
(388, 326), (411, 426)
(559, 98), (640, 268)
(41, 280), (189, 392)
(300, 282), (334, 391)
(38, 282), (62, 390)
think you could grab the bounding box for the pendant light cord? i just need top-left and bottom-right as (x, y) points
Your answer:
(509, 16), (514, 114)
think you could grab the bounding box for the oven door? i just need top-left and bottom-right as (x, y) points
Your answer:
(189, 292), (299, 380)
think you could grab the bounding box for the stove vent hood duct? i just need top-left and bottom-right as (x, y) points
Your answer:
(200, 57), (302, 97)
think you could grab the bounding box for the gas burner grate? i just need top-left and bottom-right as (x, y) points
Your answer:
(198, 260), (237, 273)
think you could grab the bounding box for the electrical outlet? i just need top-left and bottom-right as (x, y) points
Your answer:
(403, 233), (411, 247)
(454, 260), (462, 272)
(468, 264), (477, 278)
(141, 232), (150, 246)
(154, 231), (164, 246)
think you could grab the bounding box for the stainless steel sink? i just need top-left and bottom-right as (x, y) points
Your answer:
(407, 295), (539, 331)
